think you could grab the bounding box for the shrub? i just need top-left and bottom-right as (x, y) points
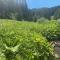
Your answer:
(40, 20), (58, 41)
(34, 20), (60, 41)
(40, 20), (60, 41)
(37, 17), (49, 23)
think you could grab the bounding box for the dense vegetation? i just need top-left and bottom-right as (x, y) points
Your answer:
(0, 19), (60, 60)
(1, 19), (60, 60)
(0, 0), (60, 21)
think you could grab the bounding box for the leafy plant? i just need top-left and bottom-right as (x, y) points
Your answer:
(0, 20), (54, 60)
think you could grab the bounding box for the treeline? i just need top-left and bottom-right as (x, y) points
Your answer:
(0, 0), (60, 21)
(0, 0), (29, 20)
(30, 6), (60, 21)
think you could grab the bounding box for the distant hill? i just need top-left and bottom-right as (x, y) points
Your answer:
(30, 5), (60, 20)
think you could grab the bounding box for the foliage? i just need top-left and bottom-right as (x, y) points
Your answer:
(37, 20), (59, 41)
(0, 19), (60, 41)
(0, 20), (54, 60)
(39, 20), (60, 41)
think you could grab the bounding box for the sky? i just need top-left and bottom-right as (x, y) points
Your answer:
(26, 0), (60, 9)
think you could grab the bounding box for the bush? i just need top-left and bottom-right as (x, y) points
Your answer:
(40, 20), (60, 41)
(40, 20), (58, 41)
(34, 20), (60, 41)
(37, 17), (49, 23)
(0, 20), (54, 60)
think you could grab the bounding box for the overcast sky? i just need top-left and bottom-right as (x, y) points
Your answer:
(26, 0), (60, 9)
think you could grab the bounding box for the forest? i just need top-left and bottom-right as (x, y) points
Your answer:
(0, 0), (60, 21)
